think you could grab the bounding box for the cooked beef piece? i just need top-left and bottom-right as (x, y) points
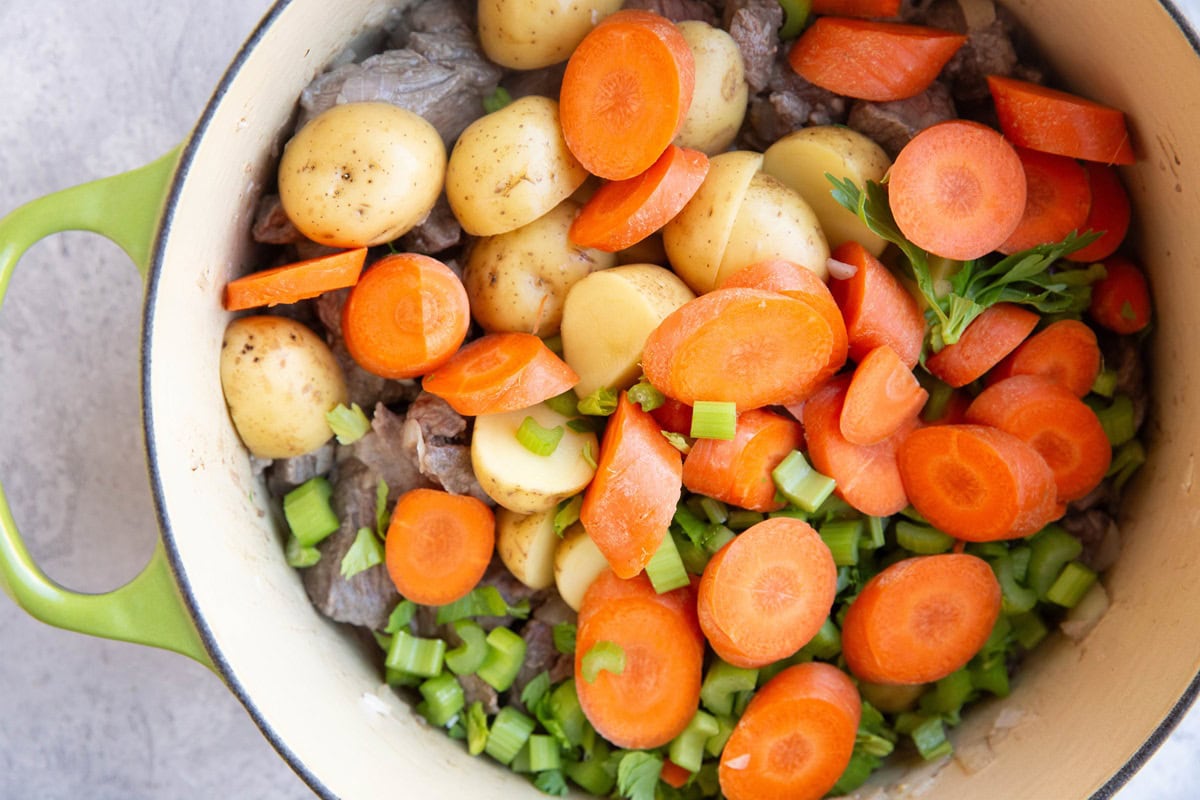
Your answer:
(251, 194), (304, 245)
(461, 674), (502, 714)
(507, 619), (575, 711)
(501, 63), (567, 102)
(723, 0), (783, 93)
(847, 81), (957, 158)
(346, 403), (438, 503)
(532, 593), (576, 627)
(402, 393), (492, 503)
(399, 194), (462, 255)
(739, 52), (847, 151)
(265, 442), (336, 497)
(624, 0), (720, 24)
(1060, 507), (1122, 573)
(467, 558), (552, 631)
(302, 457), (400, 629)
(392, 0), (476, 41)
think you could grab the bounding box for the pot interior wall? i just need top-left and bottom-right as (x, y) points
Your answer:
(143, 1), (1200, 798)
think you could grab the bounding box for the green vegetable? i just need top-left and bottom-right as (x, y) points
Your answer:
(486, 707), (536, 765)
(516, 415), (565, 456)
(553, 495), (583, 536)
(668, 710), (720, 772)
(419, 673), (465, 727)
(325, 402), (371, 444)
(628, 379), (666, 413)
(483, 86), (514, 114)
(700, 659), (758, 716)
(282, 476), (339, 547)
(445, 620), (489, 676)
(778, 0), (811, 39)
(645, 530), (691, 593)
(340, 526), (384, 579)
(545, 389), (580, 418)
(819, 518), (862, 566)
(617, 751), (663, 800)
(552, 622), (577, 655)
(465, 701), (489, 756)
(578, 386), (619, 416)
(1046, 561), (1098, 608)
(385, 629), (445, 678)
(477, 626), (527, 692)
(690, 400), (737, 440)
(285, 536), (321, 568)
(581, 640), (626, 683)
(772, 450), (836, 512)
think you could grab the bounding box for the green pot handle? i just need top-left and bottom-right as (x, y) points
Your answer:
(0, 148), (213, 669)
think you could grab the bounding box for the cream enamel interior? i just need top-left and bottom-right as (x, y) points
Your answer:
(143, 1), (1200, 798)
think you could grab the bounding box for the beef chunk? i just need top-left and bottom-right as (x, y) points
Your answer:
(847, 81), (957, 158)
(723, 0), (783, 93)
(1060, 508), (1122, 573)
(739, 52), (847, 151)
(507, 619), (575, 711)
(501, 63), (567, 102)
(346, 403), (437, 504)
(265, 442), (336, 497)
(251, 194), (303, 245)
(461, 674), (501, 714)
(302, 457), (399, 629)
(399, 194), (462, 255)
(623, 0), (720, 24)
(402, 393), (492, 503)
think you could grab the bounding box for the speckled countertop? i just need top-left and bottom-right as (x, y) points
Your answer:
(0, 1), (1197, 798)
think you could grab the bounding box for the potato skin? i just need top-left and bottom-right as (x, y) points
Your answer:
(219, 316), (348, 459)
(479, 0), (623, 69)
(446, 95), (589, 237)
(674, 21), (748, 155)
(278, 102), (446, 248)
(496, 507), (560, 590)
(463, 199), (617, 335)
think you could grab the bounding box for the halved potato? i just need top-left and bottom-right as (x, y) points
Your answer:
(714, 172), (830, 286)
(554, 522), (610, 611)
(496, 507), (560, 590)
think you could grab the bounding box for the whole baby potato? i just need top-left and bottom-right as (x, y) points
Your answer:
(446, 95), (590, 237)
(278, 101), (446, 248)
(220, 315), (349, 459)
(479, 0), (623, 69)
(715, 172), (830, 286)
(463, 199), (617, 336)
(674, 21), (748, 155)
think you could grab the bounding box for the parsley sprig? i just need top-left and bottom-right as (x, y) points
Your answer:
(828, 175), (1106, 354)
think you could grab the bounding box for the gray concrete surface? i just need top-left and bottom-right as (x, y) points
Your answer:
(0, 1), (1197, 798)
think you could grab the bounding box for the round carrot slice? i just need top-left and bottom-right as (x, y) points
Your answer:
(841, 553), (1002, 685)
(998, 147), (1092, 254)
(719, 662), (861, 800)
(986, 318), (1101, 398)
(697, 517), (837, 668)
(925, 303), (1039, 388)
(682, 407), (804, 513)
(384, 488), (495, 606)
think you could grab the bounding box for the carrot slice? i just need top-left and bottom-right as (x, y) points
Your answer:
(1066, 163), (1131, 262)
(223, 247), (367, 311)
(642, 287), (836, 410)
(840, 344), (929, 445)
(987, 75), (1135, 166)
(720, 259), (849, 382)
(887, 119), (1027, 260)
(576, 567), (700, 632)
(575, 588), (704, 749)
(683, 408), (804, 513)
(966, 375), (1112, 503)
(560, 9), (696, 180)
(697, 517), (837, 668)
(897, 424), (1058, 541)
(924, 303), (1039, 387)
(383, 488), (496, 606)
(788, 18), (966, 102)
(841, 553), (1001, 684)
(421, 332), (579, 416)
(1089, 255), (1152, 334)
(660, 759), (692, 789)
(987, 319), (1101, 398)
(922, 386), (973, 426)
(569, 145), (709, 252)
(341, 253), (470, 379)
(828, 242), (925, 368)
(650, 396), (694, 436)
(998, 148), (1092, 254)
(580, 392), (684, 578)
(810, 0), (901, 17)
(803, 375), (916, 517)
(718, 662), (861, 800)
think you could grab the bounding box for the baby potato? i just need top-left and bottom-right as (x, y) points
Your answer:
(560, 264), (696, 399)
(496, 506), (560, 590)
(219, 315), (348, 459)
(663, 150), (763, 294)
(472, 402), (598, 514)
(463, 199), (617, 336)
(674, 21), (748, 155)
(479, 0), (623, 70)
(715, 172), (831, 286)
(446, 95), (590, 237)
(277, 101), (446, 248)
(554, 522), (610, 611)
(762, 125), (891, 256)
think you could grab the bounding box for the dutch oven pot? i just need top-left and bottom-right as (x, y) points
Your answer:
(2, 0), (1199, 797)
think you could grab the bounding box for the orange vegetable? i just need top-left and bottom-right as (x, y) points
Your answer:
(841, 553), (1002, 684)
(887, 119), (1028, 260)
(421, 332), (579, 415)
(897, 424), (1059, 541)
(922, 386), (973, 426)
(828, 241), (925, 368)
(560, 9), (695, 180)
(1066, 162), (1131, 262)
(580, 392), (684, 578)
(966, 375), (1112, 503)
(650, 396), (694, 436)
(718, 662), (861, 800)
(720, 259), (849, 382)
(1089, 255), (1152, 333)
(683, 408), (804, 512)
(803, 375), (916, 517)
(574, 576), (704, 749)
(383, 488), (496, 606)
(998, 148), (1092, 255)
(222, 247), (367, 311)
(810, 0), (901, 17)
(576, 568), (700, 630)
(987, 75), (1136, 165)
(660, 759), (692, 789)
(569, 145), (709, 252)
(642, 287), (836, 410)
(840, 344), (929, 445)
(697, 517), (837, 668)
(925, 303), (1039, 387)
(341, 253), (470, 379)
(987, 318), (1101, 398)
(788, 18), (966, 102)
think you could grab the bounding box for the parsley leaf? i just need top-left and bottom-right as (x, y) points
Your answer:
(534, 769), (570, 797)
(340, 526), (384, 579)
(617, 751), (663, 800)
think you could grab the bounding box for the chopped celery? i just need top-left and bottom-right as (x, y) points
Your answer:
(921, 669), (973, 715)
(477, 627), (527, 691)
(989, 550), (1038, 614)
(548, 679), (588, 748)
(698, 496), (729, 525)
(385, 629), (445, 678)
(516, 415), (565, 456)
(325, 402), (370, 444)
(910, 716), (953, 760)
(545, 389), (579, 418)
(419, 673), (465, 727)
(700, 660), (759, 716)
(1090, 394), (1136, 446)
(577, 387), (618, 416)
(772, 450), (836, 512)
(646, 530), (691, 593)
(340, 526), (383, 579)
(1010, 610), (1050, 650)
(668, 710), (720, 773)
(1027, 525), (1084, 599)
(726, 509), (765, 531)
(486, 707), (536, 765)
(690, 400), (737, 440)
(553, 495), (583, 535)
(528, 734), (563, 772)
(285, 536), (321, 568)
(283, 477), (340, 547)
(581, 640), (625, 683)
(1046, 561), (1098, 608)
(799, 617), (842, 660)
(445, 620), (489, 676)
(628, 379), (665, 413)
(895, 520), (954, 554)
(465, 700), (489, 755)
(820, 518), (863, 566)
